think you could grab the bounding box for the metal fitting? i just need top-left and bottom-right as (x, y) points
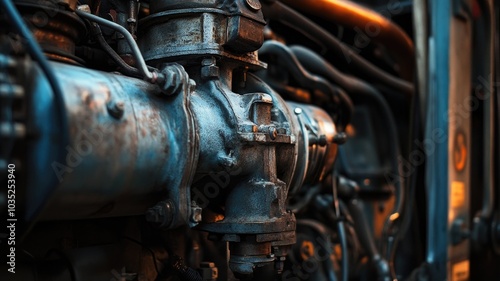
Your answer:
(245, 0), (262, 11)
(333, 132), (348, 144)
(106, 100), (125, 119)
(145, 200), (175, 227)
(269, 126), (278, 140)
(157, 64), (187, 96)
(76, 4), (91, 13)
(199, 262), (218, 281)
(201, 57), (219, 80)
(190, 201), (202, 225)
(258, 125), (279, 140)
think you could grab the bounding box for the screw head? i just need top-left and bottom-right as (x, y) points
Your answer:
(190, 202), (202, 224)
(333, 132), (348, 144)
(269, 126), (278, 140)
(245, 0), (262, 11)
(158, 64), (186, 96)
(107, 100), (124, 119)
(76, 4), (91, 13)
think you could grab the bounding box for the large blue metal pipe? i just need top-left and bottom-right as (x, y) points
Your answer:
(25, 61), (198, 224)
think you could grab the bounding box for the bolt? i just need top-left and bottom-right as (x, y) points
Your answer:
(201, 58), (219, 80)
(145, 206), (162, 224)
(294, 107), (302, 115)
(259, 93), (273, 103)
(0, 84), (24, 98)
(318, 135), (328, 146)
(145, 201), (174, 227)
(76, 4), (91, 13)
(200, 262), (218, 281)
(245, 0), (262, 11)
(158, 64), (186, 96)
(107, 100), (125, 119)
(202, 57), (217, 66)
(0, 122), (26, 138)
(190, 201), (202, 224)
(269, 126), (278, 140)
(0, 54), (16, 69)
(333, 132), (347, 144)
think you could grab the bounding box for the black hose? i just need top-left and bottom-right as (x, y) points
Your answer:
(121, 236), (161, 275)
(297, 219), (339, 281)
(288, 184), (322, 213)
(347, 200), (391, 281)
(75, 10), (155, 81)
(337, 221), (348, 281)
(261, 1), (414, 98)
(259, 41), (353, 129)
(314, 196), (349, 281)
(290, 46), (404, 279)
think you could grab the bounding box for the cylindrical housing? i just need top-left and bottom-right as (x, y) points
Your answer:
(287, 102), (338, 195)
(24, 61), (197, 224)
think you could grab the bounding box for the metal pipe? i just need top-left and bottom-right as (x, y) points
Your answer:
(90, 24), (142, 78)
(259, 41), (354, 129)
(75, 10), (155, 82)
(280, 0), (414, 81)
(261, 1), (414, 97)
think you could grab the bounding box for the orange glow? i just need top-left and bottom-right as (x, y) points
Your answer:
(281, 0), (414, 80)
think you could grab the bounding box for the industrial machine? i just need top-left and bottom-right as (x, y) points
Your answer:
(0, 0), (499, 280)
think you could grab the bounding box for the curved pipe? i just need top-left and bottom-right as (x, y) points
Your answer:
(280, 0), (414, 81)
(75, 10), (156, 82)
(259, 41), (354, 129)
(261, 1), (414, 98)
(290, 46), (404, 279)
(297, 219), (339, 281)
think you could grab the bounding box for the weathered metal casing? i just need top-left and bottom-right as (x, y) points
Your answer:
(25, 61), (198, 227)
(3, 0), (85, 64)
(138, 0), (266, 66)
(287, 102), (338, 195)
(186, 67), (338, 274)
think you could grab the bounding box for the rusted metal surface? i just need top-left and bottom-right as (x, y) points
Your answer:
(138, 0), (266, 68)
(5, 0), (86, 64)
(5, 0), (346, 277)
(27, 61), (198, 227)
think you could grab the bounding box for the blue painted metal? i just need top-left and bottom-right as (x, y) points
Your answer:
(26, 61), (199, 226)
(425, 0), (451, 279)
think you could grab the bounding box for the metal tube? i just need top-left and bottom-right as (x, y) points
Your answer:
(280, 0), (414, 81)
(75, 10), (155, 81)
(261, 1), (414, 97)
